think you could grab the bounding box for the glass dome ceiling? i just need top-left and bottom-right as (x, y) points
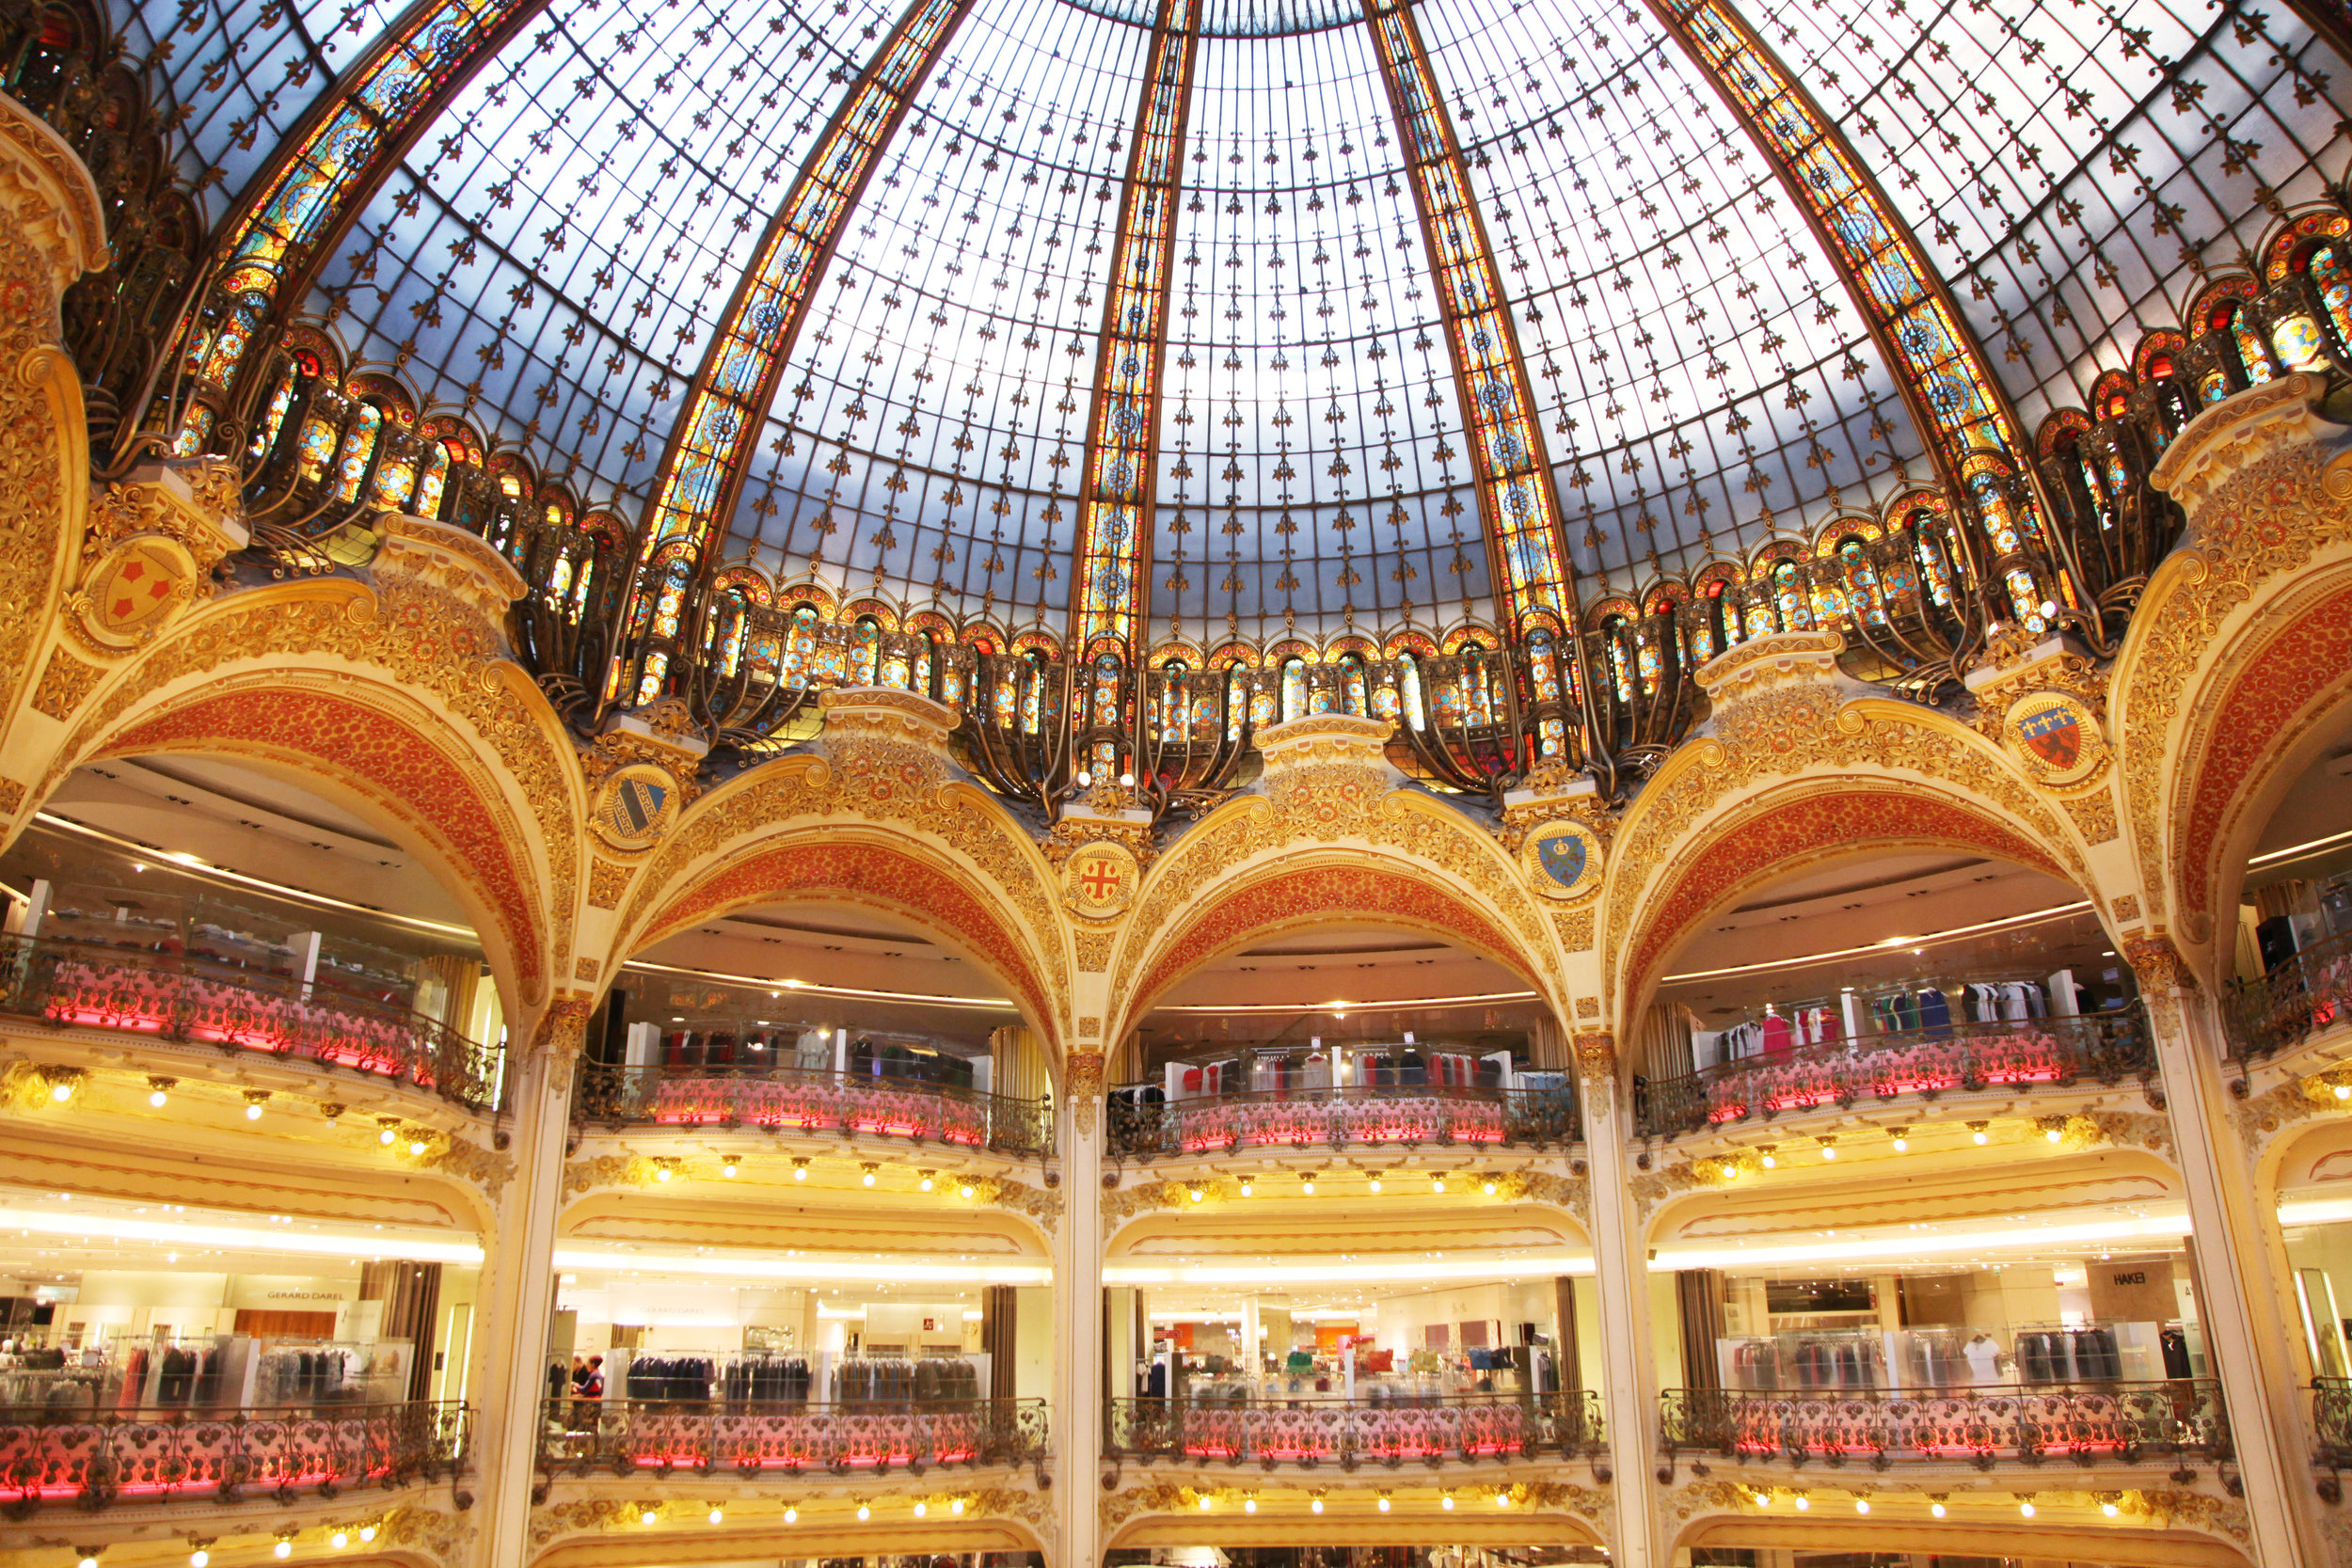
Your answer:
(120, 0), (2350, 641)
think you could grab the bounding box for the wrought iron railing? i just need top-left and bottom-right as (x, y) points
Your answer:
(2227, 929), (2352, 1064)
(573, 1063), (1053, 1158)
(1635, 1008), (2153, 1141)
(1, 935), (503, 1112)
(0, 1400), (469, 1510)
(1104, 1391), (1604, 1467)
(2314, 1378), (2352, 1472)
(534, 1397), (1047, 1478)
(1658, 1382), (2229, 1469)
(1107, 1082), (1580, 1160)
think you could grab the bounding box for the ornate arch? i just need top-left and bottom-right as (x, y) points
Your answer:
(78, 673), (551, 1003)
(1667, 1499), (2250, 1566)
(621, 827), (1060, 1059)
(1121, 855), (1547, 1037)
(2169, 565), (2352, 938)
(1614, 779), (2074, 1018)
(2122, 372), (2352, 947)
(29, 521), (585, 1008)
(1603, 639), (2097, 1021)
(606, 697), (1069, 1060)
(1106, 719), (1562, 1041)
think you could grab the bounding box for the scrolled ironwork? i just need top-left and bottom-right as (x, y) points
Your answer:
(534, 1397), (1047, 1479)
(1107, 1081), (1579, 1160)
(0, 1400), (470, 1512)
(2312, 1377), (2352, 1472)
(1104, 1391), (1604, 1468)
(574, 1062), (1053, 1159)
(1658, 1381), (2229, 1470)
(2225, 928), (2352, 1065)
(0, 934), (504, 1113)
(1635, 1007), (2153, 1141)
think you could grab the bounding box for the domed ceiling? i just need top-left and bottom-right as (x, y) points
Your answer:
(125, 0), (2347, 640)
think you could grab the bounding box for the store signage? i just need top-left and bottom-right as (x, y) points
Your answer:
(2087, 1256), (2174, 1323)
(267, 1290), (347, 1301)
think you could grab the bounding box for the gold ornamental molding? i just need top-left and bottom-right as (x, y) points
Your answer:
(0, 90), (108, 288)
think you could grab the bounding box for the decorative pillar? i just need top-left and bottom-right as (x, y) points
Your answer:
(469, 996), (590, 1568)
(1053, 1045), (1108, 1564)
(2128, 936), (2324, 1566)
(1574, 1028), (1662, 1567)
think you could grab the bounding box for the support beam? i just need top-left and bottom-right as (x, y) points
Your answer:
(1359, 0), (1581, 633)
(174, 0), (550, 434)
(1644, 0), (2025, 494)
(1069, 0), (1205, 673)
(619, 0), (976, 706)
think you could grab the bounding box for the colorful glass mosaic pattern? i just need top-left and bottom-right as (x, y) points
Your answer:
(639, 0), (975, 566)
(196, 0), (526, 391)
(1665, 0), (2018, 473)
(1073, 0), (1205, 652)
(1362, 0), (1574, 626)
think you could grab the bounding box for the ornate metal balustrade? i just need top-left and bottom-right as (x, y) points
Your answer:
(573, 1063), (1052, 1158)
(0, 1400), (470, 1513)
(1104, 1392), (1604, 1469)
(534, 1398), (1047, 1480)
(1107, 1082), (1579, 1160)
(2226, 928), (2352, 1064)
(1658, 1383), (2229, 1470)
(1635, 1008), (2153, 1142)
(0, 936), (504, 1113)
(2312, 1378), (2352, 1478)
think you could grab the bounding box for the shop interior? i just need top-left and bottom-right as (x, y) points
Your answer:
(0, 1189), (479, 1414)
(547, 1256), (1056, 1407)
(1106, 1267), (1601, 1406)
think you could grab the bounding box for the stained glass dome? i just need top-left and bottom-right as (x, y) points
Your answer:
(114, 0), (2351, 643)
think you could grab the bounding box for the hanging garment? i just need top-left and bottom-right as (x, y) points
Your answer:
(1917, 988), (1952, 1037)
(1759, 1014), (1795, 1058)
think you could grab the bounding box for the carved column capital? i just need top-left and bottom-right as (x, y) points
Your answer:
(1066, 1047), (1105, 1136)
(1572, 1029), (1616, 1078)
(2122, 930), (2200, 993)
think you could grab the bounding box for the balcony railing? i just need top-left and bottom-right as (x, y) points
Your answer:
(2228, 929), (2352, 1064)
(1104, 1392), (1604, 1468)
(573, 1063), (1053, 1158)
(2314, 1378), (2352, 1472)
(534, 1397), (1048, 1478)
(1107, 1083), (1579, 1160)
(1658, 1383), (2229, 1470)
(1635, 1008), (2153, 1141)
(0, 1400), (470, 1511)
(1, 936), (503, 1113)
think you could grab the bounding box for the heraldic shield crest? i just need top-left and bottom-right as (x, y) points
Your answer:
(1999, 690), (2106, 789)
(1521, 818), (1605, 902)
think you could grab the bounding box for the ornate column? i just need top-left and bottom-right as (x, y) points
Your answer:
(1574, 1028), (1664, 1567)
(469, 996), (590, 1568)
(2128, 936), (2324, 1567)
(1053, 1046), (1107, 1564)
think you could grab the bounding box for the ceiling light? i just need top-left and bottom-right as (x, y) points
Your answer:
(654, 1164), (672, 1182)
(638, 1510), (658, 1527)
(355, 1528), (373, 1544)
(793, 1160), (809, 1180)
(1493, 1487), (1510, 1507)
(148, 1077), (174, 1108)
(723, 1156), (739, 1177)
(856, 1504), (870, 1521)
(918, 1170), (933, 1191)
(1198, 1495), (1213, 1512)
(913, 1501), (927, 1518)
(707, 1507), (723, 1525)
(1482, 1177), (1498, 1196)
(1889, 1129), (1908, 1151)
(1930, 1499), (1947, 1518)
(329, 1535), (347, 1552)
(2335, 1084), (2350, 1101)
(1311, 1497), (1324, 1515)
(950, 1498), (963, 1515)
(190, 1552), (209, 1568)
(1817, 1136), (1836, 1161)
(1751, 1491), (1770, 1508)
(1376, 1495), (1391, 1513)
(959, 1181), (977, 1199)
(378, 1120), (398, 1145)
(2045, 1127), (2064, 1143)
(2019, 1499), (2036, 1518)
(2102, 1500), (2120, 1518)
(1854, 1499), (1870, 1514)
(1238, 1178), (1253, 1197)
(1242, 1497), (1256, 1514)
(1302, 1174), (1318, 1196)
(1187, 1185), (1204, 1203)
(1367, 1175), (1383, 1193)
(861, 1164), (878, 1187)
(783, 1507), (798, 1524)
(1440, 1495), (1454, 1512)
(243, 1091), (269, 1119)
(1759, 1148), (1777, 1169)
(1432, 1176), (1447, 1193)
(50, 1079), (73, 1103)
(1969, 1121), (1990, 1146)
(408, 1138), (429, 1156)
(273, 1546), (291, 1562)
(1793, 1494), (1810, 1512)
